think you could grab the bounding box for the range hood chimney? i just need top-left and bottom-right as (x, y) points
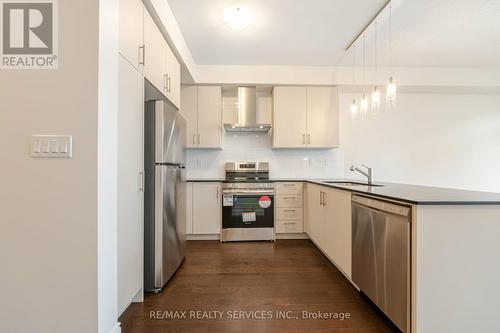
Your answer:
(224, 86), (271, 132)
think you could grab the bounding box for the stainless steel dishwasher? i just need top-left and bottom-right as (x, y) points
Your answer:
(352, 195), (410, 333)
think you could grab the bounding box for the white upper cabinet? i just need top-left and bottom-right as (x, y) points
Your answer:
(180, 86), (222, 149)
(119, 0), (144, 71)
(273, 87), (307, 148)
(180, 86), (199, 148)
(306, 87), (338, 148)
(165, 45), (180, 108)
(143, 10), (181, 108)
(143, 11), (166, 94)
(197, 86), (222, 148)
(273, 87), (338, 149)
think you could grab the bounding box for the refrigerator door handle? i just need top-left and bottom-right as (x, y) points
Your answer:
(154, 166), (164, 289)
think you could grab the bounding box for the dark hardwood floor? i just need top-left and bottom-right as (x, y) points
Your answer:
(120, 240), (399, 333)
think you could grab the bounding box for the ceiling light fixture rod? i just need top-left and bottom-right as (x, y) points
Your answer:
(345, 0), (391, 51)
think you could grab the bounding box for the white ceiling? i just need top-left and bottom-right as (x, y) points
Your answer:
(168, 0), (500, 67)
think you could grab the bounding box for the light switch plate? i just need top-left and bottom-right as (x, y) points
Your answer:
(31, 135), (72, 158)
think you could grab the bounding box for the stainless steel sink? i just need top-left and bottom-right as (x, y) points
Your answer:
(324, 181), (384, 187)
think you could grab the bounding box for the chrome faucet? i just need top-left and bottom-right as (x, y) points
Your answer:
(350, 164), (373, 184)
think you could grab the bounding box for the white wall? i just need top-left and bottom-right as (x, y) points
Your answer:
(195, 65), (500, 88)
(339, 92), (500, 193)
(0, 1), (119, 332)
(187, 133), (344, 179)
(187, 90), (500, 193)
(186, 91), (344, 179)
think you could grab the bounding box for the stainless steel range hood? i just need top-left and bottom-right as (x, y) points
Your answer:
(224, 87), (271, 132)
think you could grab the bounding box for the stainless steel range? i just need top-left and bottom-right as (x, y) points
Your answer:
(221, 161), (275, 242)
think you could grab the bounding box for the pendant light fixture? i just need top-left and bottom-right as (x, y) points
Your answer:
(350, 45), (358, 119)
(371, 19), (381, 114)
(359, 34), (369, 119)
(351, 99), (359, 119)
(386, 2), (397, 109)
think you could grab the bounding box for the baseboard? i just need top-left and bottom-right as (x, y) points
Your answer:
(308, 237), (359, 290)
(187, 233), (310, 240)
(276, 233), (309, 239)
(109, 322), (121, 333)
(132, 287), (143, 303)
(187, 234), (220, 241)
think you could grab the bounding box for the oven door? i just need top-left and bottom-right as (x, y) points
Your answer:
(222, 194), (274, 229)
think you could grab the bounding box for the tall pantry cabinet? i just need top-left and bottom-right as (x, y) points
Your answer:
(117, 0), (183, 316)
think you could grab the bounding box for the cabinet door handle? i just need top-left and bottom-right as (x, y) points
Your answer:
(163, 74), (168, 91)
(167, 75), (172, 92)
(323, 192), (327, 206)
(197, 134), (200, 144)
(319, 192), (323, 205)
(138, 171), (144, 192)
(302, 134), (306, 145)
(283, 209), (296, 212)
(307, 134), (311, 144)
(192, 134), (196, 144)
(138, 44), (145, 66)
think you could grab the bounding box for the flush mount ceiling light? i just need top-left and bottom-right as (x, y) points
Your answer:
(223, 6), (254, 30)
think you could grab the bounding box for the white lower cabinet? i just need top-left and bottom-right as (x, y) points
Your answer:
(305, 183), (352, 278)
(275, 182), (304, 234)
(186, 182), (193, 234)
(305, 183), (326, 243)
(187, 182), (221, 235)
(323, 187), (352, 278)
(117, 55), (144, 315)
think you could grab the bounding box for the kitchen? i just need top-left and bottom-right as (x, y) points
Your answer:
(1, 1), (500, 333)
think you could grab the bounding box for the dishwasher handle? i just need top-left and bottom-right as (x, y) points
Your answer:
(352, 195), (410, 217)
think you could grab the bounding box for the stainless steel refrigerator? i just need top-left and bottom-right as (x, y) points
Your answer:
(144, 98), (187, 292)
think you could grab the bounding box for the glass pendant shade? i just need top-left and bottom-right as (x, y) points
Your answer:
(371, 87), (381, 114)
(386, 76), (397, 109)
(360, 94), (369, 119)
(350, 99), (358, 119)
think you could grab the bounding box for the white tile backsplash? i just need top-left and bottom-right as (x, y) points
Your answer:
(186, 132), (343, 179)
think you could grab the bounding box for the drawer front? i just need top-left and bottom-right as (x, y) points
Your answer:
(276, 207), (303, 220)
(276, 220), (303, 233)
(275, 182), (303, 195)
(276, 194), (303, 208)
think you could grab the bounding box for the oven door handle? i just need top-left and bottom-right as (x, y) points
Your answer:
(222, 191), (274, 196)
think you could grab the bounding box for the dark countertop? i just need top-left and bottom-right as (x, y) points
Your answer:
(187, 178), (500, 205)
